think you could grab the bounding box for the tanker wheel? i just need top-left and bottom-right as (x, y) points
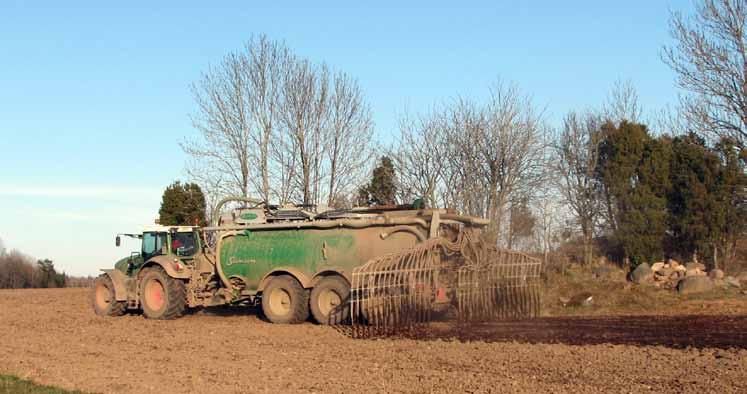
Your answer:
(261, 275), (309, 324)
(139, 267), (186, 320)
(92, 274), (126, 317)
(310, 276), (350, 325)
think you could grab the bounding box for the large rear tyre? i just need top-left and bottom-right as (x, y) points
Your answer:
(139, 267), (186, 320)
(310, 276), (350, 325)
(92, 274), (126, 317)
(261, 275), (309, 324)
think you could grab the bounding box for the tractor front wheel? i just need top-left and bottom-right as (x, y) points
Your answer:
(261, 275), (309, 324)
(139, 267), (186, 320)
(92, 274), (126, 317)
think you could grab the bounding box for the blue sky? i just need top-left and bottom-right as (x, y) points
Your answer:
(0, 1), (691, 276)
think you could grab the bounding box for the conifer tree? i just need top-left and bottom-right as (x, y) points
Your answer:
(597, 121), (670, 266)
(357, 156), (397, 206)
(158, 181), (208, 226)
(667, 133), (721, 263)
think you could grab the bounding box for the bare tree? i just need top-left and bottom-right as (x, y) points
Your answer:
(471, 81), (547, 242)
(184, 36), (374, 210)
(397, 81), (546, 242)
(394, 80), (547, 245)
(664, 0), (747, 147)
(394, 108), (449, 207)
(184, 35), (290, 204)
(442, 99), (490, 217)
(325, 71), (374, 207)
(184, 51), (254, 201)
(245, 36), (290, 203)
(269, 124), (299, 205)
(532, 188), (567, 264)
(603, 79), (642, 124)
(553, 111), (603, 265)
(279, 60), (330, 206)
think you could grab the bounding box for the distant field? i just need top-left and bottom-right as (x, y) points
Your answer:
(1, 288), (746, 393)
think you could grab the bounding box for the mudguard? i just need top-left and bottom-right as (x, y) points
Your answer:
(101, 269), (130, 301)
(257, 267), (313, 291)
(142, 255), (192, 280)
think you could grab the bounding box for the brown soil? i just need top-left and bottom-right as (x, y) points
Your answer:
(1, 288), (747, 394)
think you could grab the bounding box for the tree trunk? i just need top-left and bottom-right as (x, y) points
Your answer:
(713, 245), (718, 271)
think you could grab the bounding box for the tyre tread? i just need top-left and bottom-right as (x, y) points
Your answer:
(140, 267), (187, 320)
(92, 274), (126, 317)
(261, 275), (309, 324)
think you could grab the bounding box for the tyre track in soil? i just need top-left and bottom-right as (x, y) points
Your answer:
(1, 288), (746, 394)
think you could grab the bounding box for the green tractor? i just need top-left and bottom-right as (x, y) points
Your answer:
(92, 198), (541, 332)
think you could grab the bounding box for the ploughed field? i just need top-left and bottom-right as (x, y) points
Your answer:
(1, 289), (746, 393)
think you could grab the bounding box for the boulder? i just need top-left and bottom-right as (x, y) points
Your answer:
(568, 292), (594, 307)
(656, 267), (674, 278)
(678, 276), (715, 295)
(673, 265), (687, 272)
(668, 259), (680, 268)
(685, 262), (706, 271)
(651, 262), (665, 272)
(630, 263), (654, 284)
(709, 269), (725, 280)
(725, 276), (742, 288)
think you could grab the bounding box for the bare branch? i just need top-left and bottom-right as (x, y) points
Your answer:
(663, 0), (747, 146)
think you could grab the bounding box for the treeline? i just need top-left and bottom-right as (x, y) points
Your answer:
(386, 82), (747, 271)
(555, 116), (746, 271)
(181, 1), (747, 271)
(0, 241), (93, 289)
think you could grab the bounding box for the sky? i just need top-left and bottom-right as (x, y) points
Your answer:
(0, 1), (693, 276)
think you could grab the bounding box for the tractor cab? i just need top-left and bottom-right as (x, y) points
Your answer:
(114, 225), (200, 276)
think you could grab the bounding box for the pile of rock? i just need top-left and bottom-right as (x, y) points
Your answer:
(629, 259), (743, 294)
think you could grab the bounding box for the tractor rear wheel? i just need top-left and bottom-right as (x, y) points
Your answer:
(310, 276), (350, 325)
(139, 267), (186, 320)
(92, 274), (126, 317)
(261, 275), (309, 324)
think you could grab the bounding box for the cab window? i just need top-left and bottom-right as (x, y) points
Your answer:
(172, 232), (197, 257)
(142, 232), (166, 257)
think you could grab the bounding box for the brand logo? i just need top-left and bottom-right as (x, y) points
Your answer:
(226, 257), (256, 266)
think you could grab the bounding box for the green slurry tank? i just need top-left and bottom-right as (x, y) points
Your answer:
(92, 197), (541, 331)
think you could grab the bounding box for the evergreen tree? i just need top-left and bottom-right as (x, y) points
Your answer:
(667, 133), (722, 263)
(713, 137), (747, 270)
(36, 259), (57, 288)
(665, 134), (747, 270)
(597, 121), (670, 266)
(357, 156), (397, 206)
(158, 181), (207, 226)
(55, 271), (67, 288)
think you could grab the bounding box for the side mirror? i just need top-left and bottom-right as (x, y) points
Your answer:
(115, 235), (121, 247)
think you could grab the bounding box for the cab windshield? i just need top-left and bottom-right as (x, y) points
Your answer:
(171, 232), (197, 257)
